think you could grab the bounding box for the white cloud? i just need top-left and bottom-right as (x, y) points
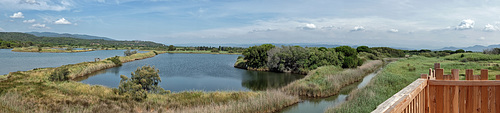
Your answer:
(9, 12), (24, 18)
(479, 37), (485, 40)
(483, 24), (499, 32)
(31, 23), (50, 29)
(97, 0), (105, 3)
(54, 18), (72, 24)
(455, 19), (475, 30)
(0, 27), (4, 31)
(0, 0), (72, 11)
(23, 19), (36, 23)
(351, 26), (365, 32)
(388, 29), (399, 33)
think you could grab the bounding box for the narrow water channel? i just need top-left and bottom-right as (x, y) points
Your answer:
(279, 67), (383, 113)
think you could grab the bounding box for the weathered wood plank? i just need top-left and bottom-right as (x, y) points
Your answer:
(435, 68), (444, 113)
(481, 69), (488, 113)
(451, 69), (459, 113)
(466, 69), (474, 113)
(496, 75), (500, 113)
(372, 79), (428, 113)
(428, 80), (500, 86)
(443, 74), (450, 113)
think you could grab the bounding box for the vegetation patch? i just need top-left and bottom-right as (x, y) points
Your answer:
(281, 60), (383, 97)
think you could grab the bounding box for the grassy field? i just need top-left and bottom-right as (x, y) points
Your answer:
(327, 55), (500, 113)
(0, 50), (298, 113)
(281, 60), (383, 97)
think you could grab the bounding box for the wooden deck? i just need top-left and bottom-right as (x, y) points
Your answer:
(373, 63), (500, 113)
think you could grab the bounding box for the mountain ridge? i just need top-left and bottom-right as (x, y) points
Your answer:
(26, 32), (115, 41)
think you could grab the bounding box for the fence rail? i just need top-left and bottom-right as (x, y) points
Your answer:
(373, 63), (500, 113)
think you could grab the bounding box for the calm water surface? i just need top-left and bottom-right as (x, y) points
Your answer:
(0, 49), (140, 75)
(79, 53), (304, 92)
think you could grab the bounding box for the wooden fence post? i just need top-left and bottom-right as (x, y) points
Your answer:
(496, 75), (500, 112)
(436, 68), (444, 113)
(451, 69), (459, 113)
(481, 69), (489, 113)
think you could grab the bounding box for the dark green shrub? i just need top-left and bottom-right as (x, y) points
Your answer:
(342, 56), (358, 68)
(118, 65), (168, 101)
(335, 46), (357, 57)
(49, 67), (69, 81)
(108, 56), (122, 66)
(356, 46), (371, 53)
(124, 49), (137, 56)
(460, 54), (464, 58)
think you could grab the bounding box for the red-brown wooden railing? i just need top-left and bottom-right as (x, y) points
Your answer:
(373, 63), (500, 113)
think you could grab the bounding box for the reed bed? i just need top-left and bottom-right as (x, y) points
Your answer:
(281, 60), (383, 97)
(168, 90), (299, 113)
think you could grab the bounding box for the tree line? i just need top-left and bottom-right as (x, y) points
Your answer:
(240, 44), (405, 74)
(0, 32), (165, 49)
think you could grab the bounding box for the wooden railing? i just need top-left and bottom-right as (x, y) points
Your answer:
(373, 63), (500, 113)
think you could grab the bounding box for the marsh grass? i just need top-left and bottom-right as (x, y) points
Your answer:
(168, 90), (299, 113)
(281, 60), (383, 97)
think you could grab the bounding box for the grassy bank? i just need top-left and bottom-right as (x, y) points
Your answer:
(12, 47), (95, 53)
(281, 60), (383, 97)
(0, 50), (298, 112)
(327, 56), (500, 112)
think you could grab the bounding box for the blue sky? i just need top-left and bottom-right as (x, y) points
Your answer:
(1, 0), (500, 49)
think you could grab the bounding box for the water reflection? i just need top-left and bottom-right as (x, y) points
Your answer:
(241, 71), (304, 91)
(79, 53), (304, 92)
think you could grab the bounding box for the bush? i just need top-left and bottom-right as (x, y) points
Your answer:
(124, 49), (137, 56)
(342, 56), (358, 68)
(108, 56), (122, 66)
(356, 46), (371, 53)
(49, 67), (69, 81)
(118, 65), (167, 101)
(335, 46), (357, 57)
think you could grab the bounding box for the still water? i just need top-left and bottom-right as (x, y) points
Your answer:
(79, 53), (305, 92)
(0, 49), (140, 75)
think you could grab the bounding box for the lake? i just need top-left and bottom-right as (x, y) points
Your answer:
(79, 53), (305, 92)
(0, 49), (142, 75)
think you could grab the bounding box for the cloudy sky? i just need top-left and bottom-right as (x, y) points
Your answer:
(1, 0), (500, 49)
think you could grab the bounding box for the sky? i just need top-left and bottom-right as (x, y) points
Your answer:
(1, 0), (500, 49)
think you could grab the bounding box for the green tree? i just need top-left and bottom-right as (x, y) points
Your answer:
(124, 49), (137, 56)
(455, 49), (465, 53)
(335, 46), (358, 57)
(118, 65), (166, 101)
(168, 45), (175, 51)
(356, 46), (371, 53)
(242, 44), (275, 68)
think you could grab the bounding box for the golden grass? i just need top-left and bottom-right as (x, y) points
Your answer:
(281, 60), (383, 97)
(168, 90), (299, 113)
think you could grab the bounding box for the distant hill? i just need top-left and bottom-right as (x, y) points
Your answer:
(0, 32), (165, 48)
(437, 44), (500, 52)
(26, 32), (115, 41)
